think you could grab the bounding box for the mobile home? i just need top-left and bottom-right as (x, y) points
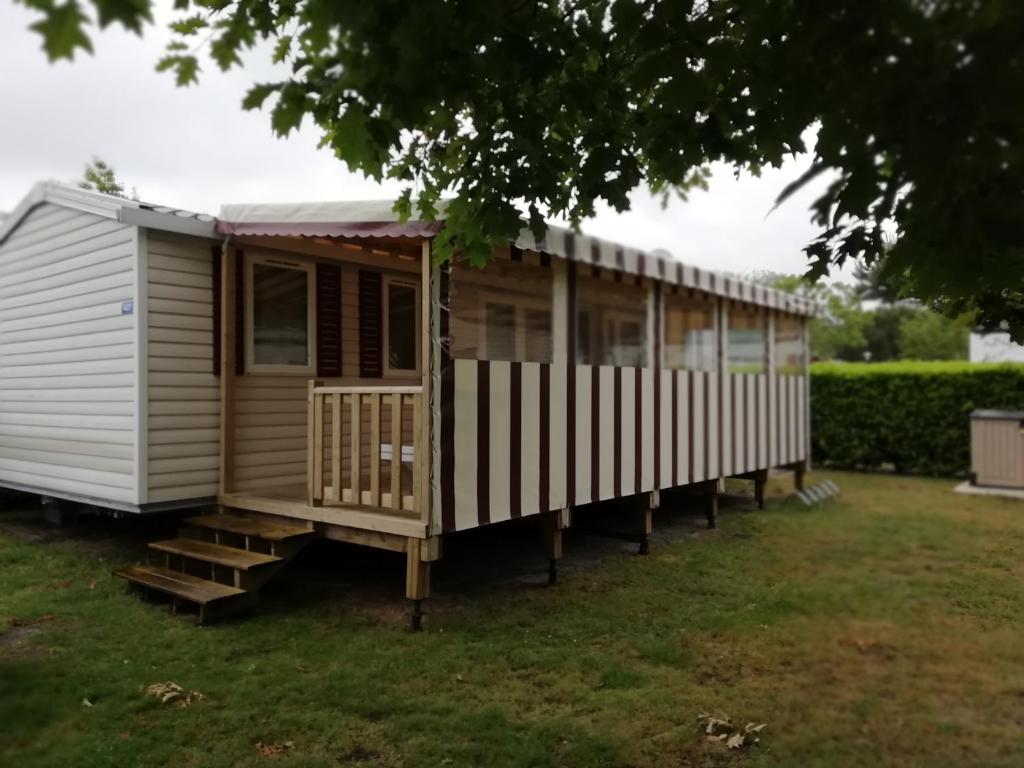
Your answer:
(0, 182), (814, 624)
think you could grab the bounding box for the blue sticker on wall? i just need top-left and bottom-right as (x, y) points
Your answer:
(121, 301), (134, 315)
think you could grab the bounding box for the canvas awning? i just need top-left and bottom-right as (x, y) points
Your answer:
(216, 198), (816, 316)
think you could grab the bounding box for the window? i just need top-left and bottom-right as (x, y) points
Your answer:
(449, 251), (553, 363)
(576, 272), (648, 367)
(727, 307), (767, 374)
(383, 276), (420, 376)
(774, 315), (805, 374)
(665, 291), (716, 371)
(246, 255), (314, 374)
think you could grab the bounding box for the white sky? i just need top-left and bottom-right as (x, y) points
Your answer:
(0, 2), (848, 282)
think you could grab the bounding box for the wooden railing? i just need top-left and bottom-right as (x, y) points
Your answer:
(307, 382), (425, 515)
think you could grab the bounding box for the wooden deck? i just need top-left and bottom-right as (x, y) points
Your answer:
(218, 484), (428, 539)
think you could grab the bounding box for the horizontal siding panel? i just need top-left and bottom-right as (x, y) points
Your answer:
(0, 303), (133, 335)
(148, 484), (217, 503)
(0, 327), (135, 355)
(1, 232), (136, 292)
(0, 342), (134, 366)
(148, 267), (212, 290)
(0, 400), (132, 416)
(149, 356), (215, 374)
(0, 386), (135, 402)
(149, 399), (219, 416)
(148, 297), (212, 317)
(0, 217), (127, 274)
(0, 285), (136, 324)
(0, 203), (136, 504)
(145, 233), (220, 506)
(149, 469), (219, 490)
(0, 264), (133, 310)
(0, 357), (134, 378)
(0, 467), (135, 504)
(0, 447), (133, 475)
(149, 414), (219, 430)
(149, 441), (219, 460)
(0, 435), (134, 459)
(148, 312), (212, 331)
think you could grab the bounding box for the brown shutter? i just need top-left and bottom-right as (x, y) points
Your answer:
(234, 249), (245, 376)
(316, 262), (342, 377)
(358, 269), (383, 378)
(212, 246), (222, 376)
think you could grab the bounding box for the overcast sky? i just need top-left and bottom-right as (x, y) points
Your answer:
(0, 2), (848, 282)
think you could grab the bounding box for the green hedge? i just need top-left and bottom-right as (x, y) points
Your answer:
(810, 361), (1024, 477)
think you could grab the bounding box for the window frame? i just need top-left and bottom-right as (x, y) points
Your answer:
(381, 273), (422, 378)
(244, 252), (316, 376)
(603, 307), (648, 368)
(726, 305), (769, 375)
(479, 288), (553, 363)
(663, 290), (718, 372)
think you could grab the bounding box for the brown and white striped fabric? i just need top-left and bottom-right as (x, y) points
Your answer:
(437, 362), (808, 533)
(512, 227), (817, 317)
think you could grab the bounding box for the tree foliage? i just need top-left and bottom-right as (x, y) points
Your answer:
(78, 156), (133, 198)
(18, 0), (1024, 335)
(760, 272), (968, 362)
(811, 362), (1024, 476)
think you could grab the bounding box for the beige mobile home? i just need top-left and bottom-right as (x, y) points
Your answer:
(0, 183), (814, 626)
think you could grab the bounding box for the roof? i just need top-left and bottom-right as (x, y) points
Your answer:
(0, 181), (217, 244)
(217, 199), (816, 316)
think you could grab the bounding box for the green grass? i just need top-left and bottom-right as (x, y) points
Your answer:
(3, 472), (1024, 767)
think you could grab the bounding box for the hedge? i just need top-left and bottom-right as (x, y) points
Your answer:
(810, 361), (1024, 477)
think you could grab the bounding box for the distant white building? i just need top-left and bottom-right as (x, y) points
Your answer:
(970, 331), (1024, 363)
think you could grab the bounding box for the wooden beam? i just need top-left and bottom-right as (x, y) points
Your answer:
(218, 245), (236, 496)
(390, 392), (402, 510)
(419, 239), (433, 528)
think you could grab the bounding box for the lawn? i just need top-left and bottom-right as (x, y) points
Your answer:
(2, 471), (1024, 768)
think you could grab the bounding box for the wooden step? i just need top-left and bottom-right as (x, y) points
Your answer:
(114, 564), (245, 605)
(149, 538), (282, 570)
(184, 513), (313, 542)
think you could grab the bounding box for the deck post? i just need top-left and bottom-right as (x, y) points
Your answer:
(218, 244), (237, 497)
(638, 492), (656, 555)
(405, 537), (433, 631)
(706, 484), (719, 529)
(754, 468), (768, 510)
(794, 460), (807, 492)
(544, 508), (571, 584)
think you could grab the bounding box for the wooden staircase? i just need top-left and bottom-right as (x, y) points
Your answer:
(114, 512), (316, 624)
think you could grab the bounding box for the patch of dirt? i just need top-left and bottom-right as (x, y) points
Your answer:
(0, 614), (59, 655)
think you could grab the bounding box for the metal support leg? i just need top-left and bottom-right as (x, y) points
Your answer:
(544, 509), (568, 585)
(706, 489), (719, 530)
(794, 461), (807, 492)
(754, 469), (767, 511)
(405, 538), (431, 632)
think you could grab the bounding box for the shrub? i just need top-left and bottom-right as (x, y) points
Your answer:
(810, 361), (1024, 476)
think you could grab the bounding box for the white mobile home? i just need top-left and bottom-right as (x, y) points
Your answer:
(0, 182), (814, 625)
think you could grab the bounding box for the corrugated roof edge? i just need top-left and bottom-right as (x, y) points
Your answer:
(0, 181), (217, 245)
(218, 197), (817, 317)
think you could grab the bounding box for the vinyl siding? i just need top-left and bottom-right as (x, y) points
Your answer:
(0, 203), (138, 503)
(145, 232), (220, 503)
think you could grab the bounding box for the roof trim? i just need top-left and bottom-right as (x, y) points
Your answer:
(0, 181), (217, 245)
(218, 198), (816, 316)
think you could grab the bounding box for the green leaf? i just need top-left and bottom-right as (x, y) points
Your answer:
(30, 0), (94, 61)
(241, 82), (279, 111)
(270, 82), (308, 136)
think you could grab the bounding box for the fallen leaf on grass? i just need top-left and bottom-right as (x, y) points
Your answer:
(697, 712), (766, 750)
(255, 739), (294, 757)
(145, 681), (205, 707)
